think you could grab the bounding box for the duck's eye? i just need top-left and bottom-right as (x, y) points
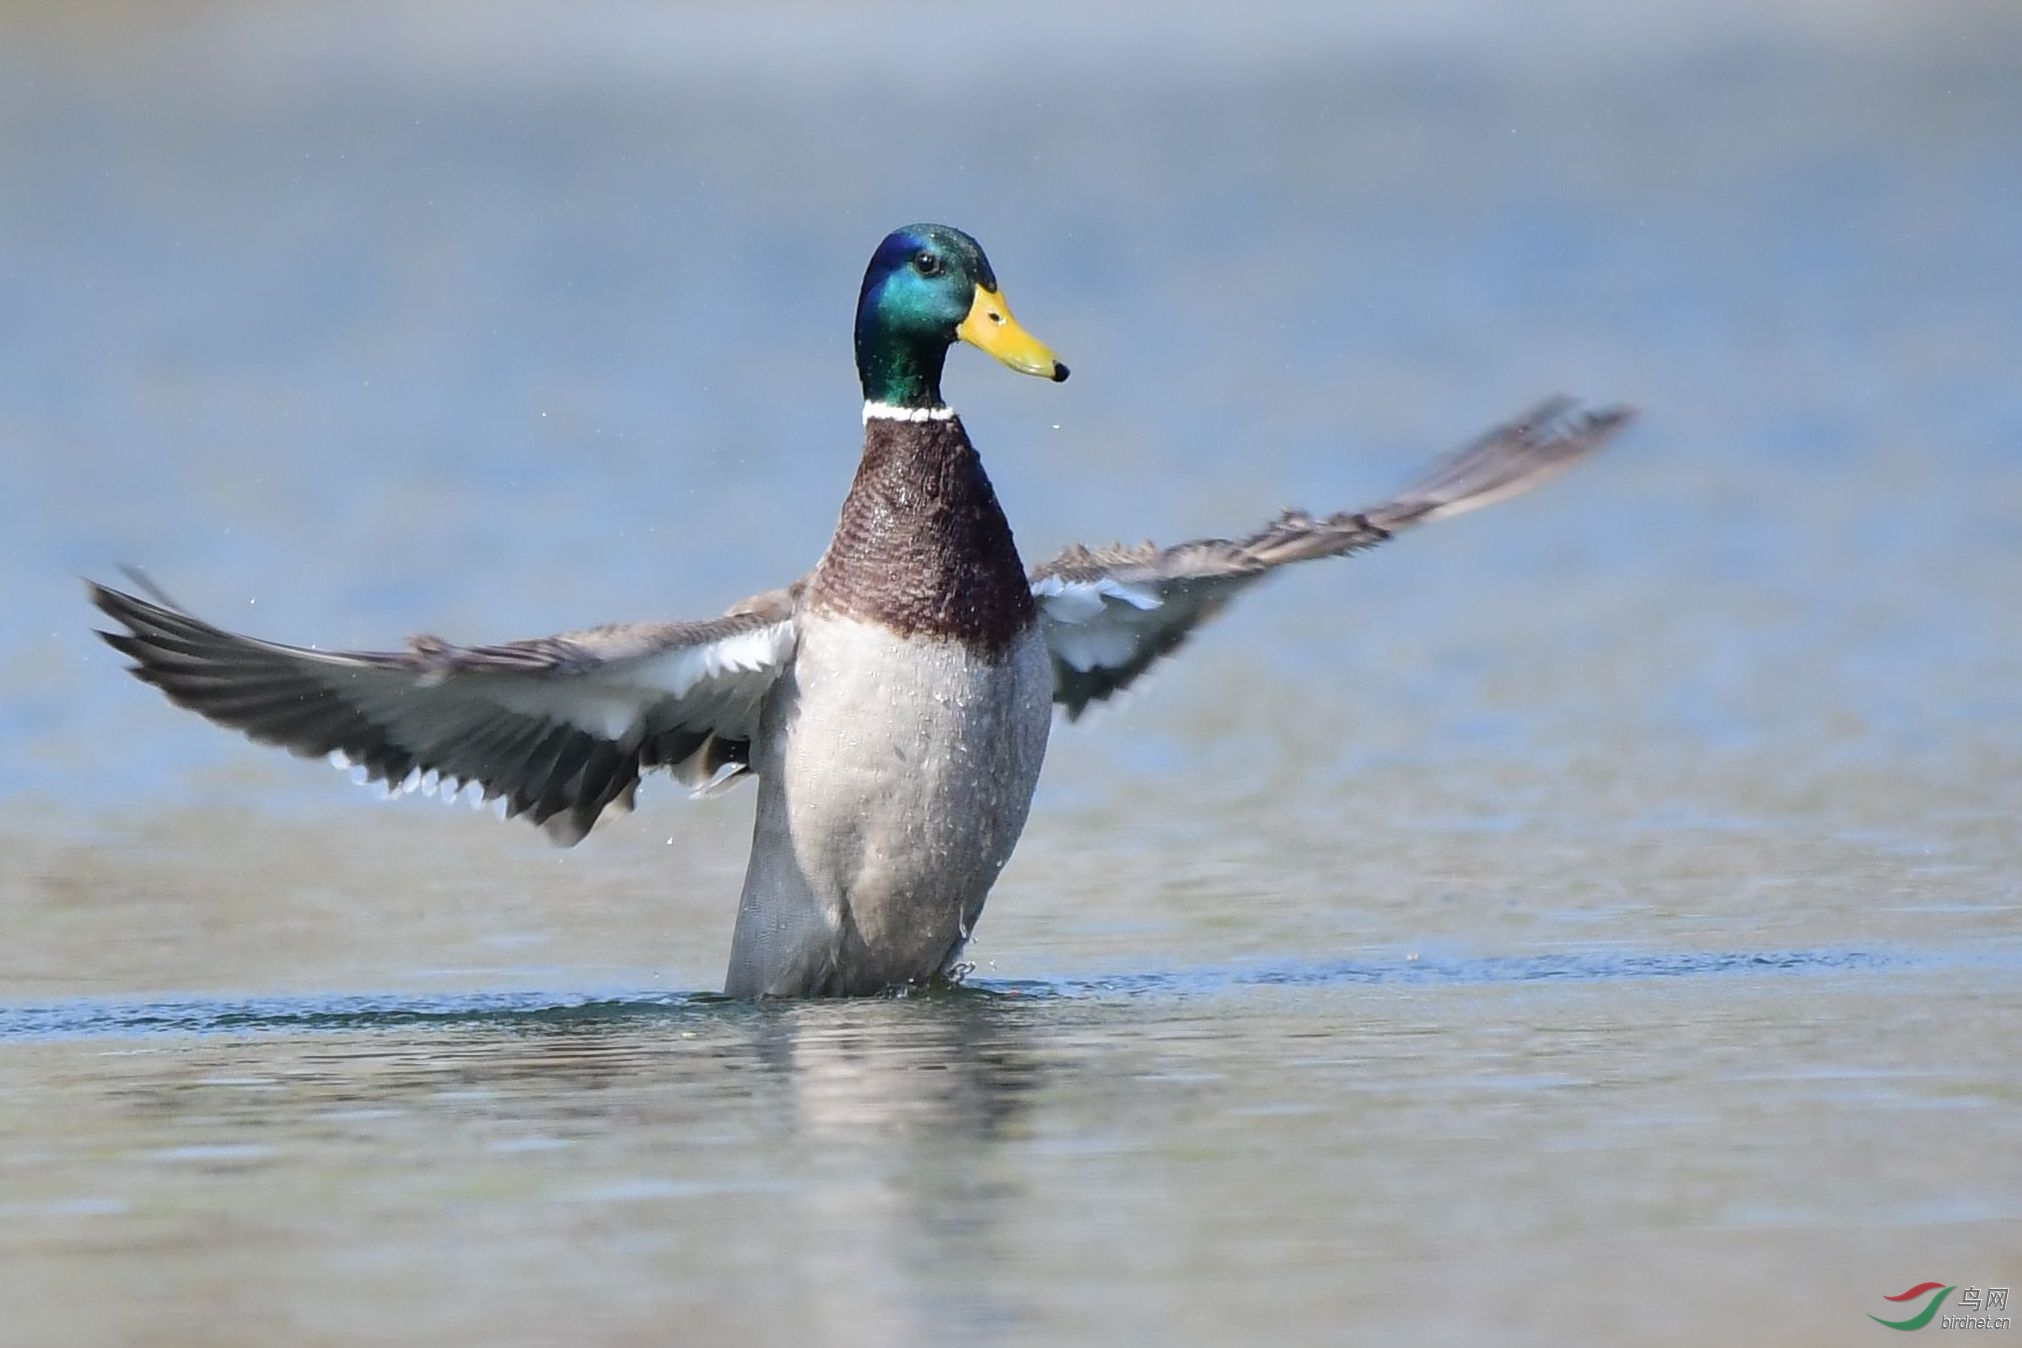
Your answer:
(913, 252), (943, 277)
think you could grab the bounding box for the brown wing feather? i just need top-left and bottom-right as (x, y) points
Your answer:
(90, 581), (798, 844)
(1031, 398), (1632, 718)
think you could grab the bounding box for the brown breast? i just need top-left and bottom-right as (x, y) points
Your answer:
(806, 414), (1036, 655)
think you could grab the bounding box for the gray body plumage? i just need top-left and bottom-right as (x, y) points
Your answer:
(724, 614), (1051, 997)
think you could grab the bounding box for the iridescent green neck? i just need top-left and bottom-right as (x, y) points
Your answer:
(855, 328), (950, 409)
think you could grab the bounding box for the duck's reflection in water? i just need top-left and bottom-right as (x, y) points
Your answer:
(100, 991), (1053, 1339)
(742, 994), (1047, 1335)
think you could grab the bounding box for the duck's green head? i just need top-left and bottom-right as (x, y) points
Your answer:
(855, 223), (1068, 410)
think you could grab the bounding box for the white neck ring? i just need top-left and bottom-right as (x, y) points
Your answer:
(862, 401), (955, 424)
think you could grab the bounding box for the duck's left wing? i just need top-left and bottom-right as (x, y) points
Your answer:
(89, 580), (800, 844)
(1030, 398), (1632, 719)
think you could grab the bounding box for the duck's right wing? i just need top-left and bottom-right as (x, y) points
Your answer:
(1030, 398), (1631, 719)
(89, 579), (802, 845)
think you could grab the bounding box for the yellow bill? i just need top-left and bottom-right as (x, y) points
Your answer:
(956, 284), (1069, 382)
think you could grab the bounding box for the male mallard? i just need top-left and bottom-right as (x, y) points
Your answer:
(90, 223), (1630, 997)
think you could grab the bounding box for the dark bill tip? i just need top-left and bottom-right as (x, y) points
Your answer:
(1050, 362), (1070, 383)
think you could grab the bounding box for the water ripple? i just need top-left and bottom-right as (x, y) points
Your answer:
(0, 945), (1955, 1042)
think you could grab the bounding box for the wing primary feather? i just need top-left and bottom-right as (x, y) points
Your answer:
(89, 577), (798, 842)
(1030, 398), (1632, 714)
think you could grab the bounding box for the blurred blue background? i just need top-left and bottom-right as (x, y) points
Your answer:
(5, 0), (2016, 818)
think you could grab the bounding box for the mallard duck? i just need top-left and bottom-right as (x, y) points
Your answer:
(90, 223), (1630, 998)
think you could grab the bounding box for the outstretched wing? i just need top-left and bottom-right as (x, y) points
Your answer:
(90, 580), (800, 844)
(1030, 397), (1632, 718)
